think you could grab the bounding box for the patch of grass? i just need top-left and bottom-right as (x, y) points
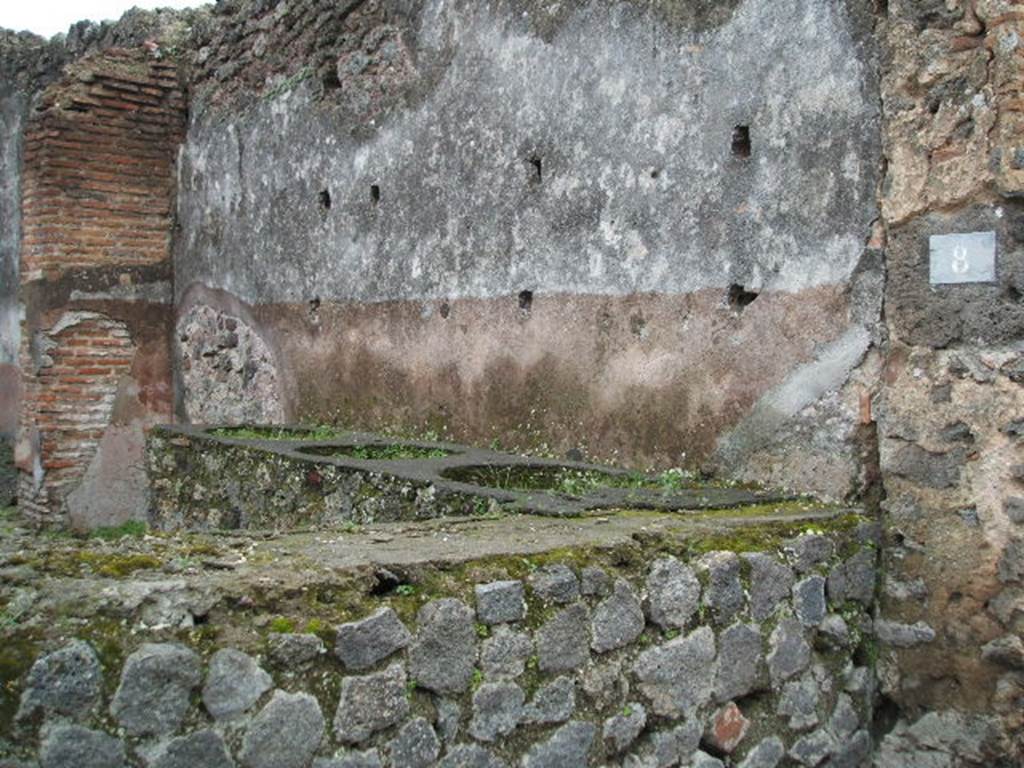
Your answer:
(441, 464), (722, 497)
(90, 520), (148, 541)
(210, 425), (347, 441)
(300, 444), (452, 461)
(0, 604), (27, 631)
(304, 618), (326, 635)
(269, 616), (296, 634)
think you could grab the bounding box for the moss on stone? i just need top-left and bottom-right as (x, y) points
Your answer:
(673, 513), (869, 556)
(210, 425), (348, 441)
(302, 444), (453, 460)
(0, 632), (41, 734)
(36, 550), (163, 578)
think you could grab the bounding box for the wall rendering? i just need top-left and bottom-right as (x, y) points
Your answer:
(174, 0), (883, 499)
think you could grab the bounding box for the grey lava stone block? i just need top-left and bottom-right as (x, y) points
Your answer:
(475, 581), (526, 624)
(537, 603), (590, 673)
(152, 730), (234, 768)
(817, 614), (851, 649)
(313, 749), (382, 768)
(603, 703), (647, 753)
(827, 549), (876, 607)
(335, 608), (412, 671)
(830, 693), (860, 738)
(698, 552), (744, 624)
(789, 729), (837, 766)
(437, 744), (507, 768)
(523, 676), (576, 725)
(874, 619), (937, 648)
(40, 725), (125, 768)
(743, 553), (795, 622)
(334, 664), (410, 744)
(645, 557), (700, 630)
(409, 599), (477, 694)
(17, 640), (102, 723)
(240, 690), (325, 768)
(737, 736), (785, 768)
(522, 721), (596, 768)
(481, 625), (532, 679)
(110, 643), (201, 737)
(387, 717), (441, 768)
(714, 622), (763, 703)
(435, 698), (462, 744)
(203, 648), (273, 719)
(792, 576), (827, 627)
(529, 564), (580, 604)
(633, 626), (715, 718)
(776, 675), (820, 731)
(470, 682), (524, 742)
(268, 633), (326, 668)
(830, 730), (871, 768)
(783, 534), (835, 573)
(691, 751), (725, 768)
(591, 578), (644, 652)
(581, 566), (613, 597)
(646, 719), (702, 767)
(767, 618), (811, 684)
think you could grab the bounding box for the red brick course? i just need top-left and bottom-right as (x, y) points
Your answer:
(20, 48), (184, 278)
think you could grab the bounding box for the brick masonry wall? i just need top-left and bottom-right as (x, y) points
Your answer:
(17, 313), (135, 524)
(20, 50), (182, 278)
(15, 46), (185, 528)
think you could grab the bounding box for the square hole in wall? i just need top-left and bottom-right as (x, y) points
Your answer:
(518, 289), (533, 313)
(528, 155), (542, 184)
(732, 126), (751, 158)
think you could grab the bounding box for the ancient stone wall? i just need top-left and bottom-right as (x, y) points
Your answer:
(1, 0), (1023, 763)
(872, 0), (1024, 763)
(172, 0), (884, 499)
(0, 521), (878, 768)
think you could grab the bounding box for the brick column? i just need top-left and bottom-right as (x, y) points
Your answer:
(15, 47), (185, 529)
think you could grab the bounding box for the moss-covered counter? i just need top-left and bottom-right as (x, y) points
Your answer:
(146, 425), (799, 532)
(0, 504), (879, 767)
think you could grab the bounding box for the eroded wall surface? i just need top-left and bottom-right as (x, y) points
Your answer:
(0, 91), (24, 507)
(872, 0), (1024, 763)
(174, 0), (884, 498)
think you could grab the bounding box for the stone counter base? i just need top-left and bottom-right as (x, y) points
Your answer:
(145, 425), (798, 531)
(0, 508), (878, 767)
